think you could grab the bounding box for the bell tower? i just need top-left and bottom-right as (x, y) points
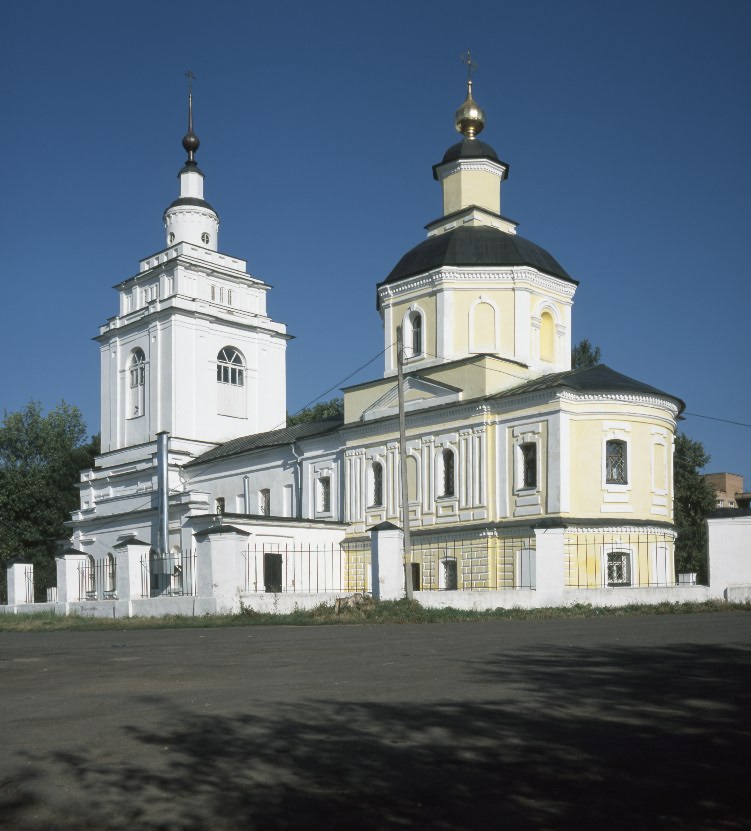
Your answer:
(97, 78), (289, 455)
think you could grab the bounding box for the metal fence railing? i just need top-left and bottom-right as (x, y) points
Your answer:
(564, 531), (678, 588)
(241, 542), (371, 594)
(140, 551), (197, 598)
(77, 556), (118, 601)
(406, 532), (537, 591)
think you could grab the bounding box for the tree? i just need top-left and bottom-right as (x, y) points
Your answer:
(287, 397), (344, 427)
(673, 432), (717, 583)
(571, 339), (602, 369)
(0, 401), (99, 599)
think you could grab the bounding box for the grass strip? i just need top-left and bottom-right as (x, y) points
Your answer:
(0, 598), (749, 632)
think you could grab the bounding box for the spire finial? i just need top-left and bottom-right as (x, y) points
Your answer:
(461, 49), (477, 97)
(455, 51), (485, 139)
(182, 70), (200, 163)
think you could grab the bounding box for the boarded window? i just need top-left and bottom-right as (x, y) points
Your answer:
(540, 312), (554, 362)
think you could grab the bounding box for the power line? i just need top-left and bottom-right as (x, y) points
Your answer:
(683, 412), (751, 429)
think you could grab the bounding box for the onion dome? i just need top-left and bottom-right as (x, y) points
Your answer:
(454, 80), (485, 139)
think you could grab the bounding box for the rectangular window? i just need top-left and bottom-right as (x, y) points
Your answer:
(219, 287), (225, 304)
(521, 443), (537, 489)
(227, 289), (233, 306)
(442, 450), (455, 497)
(211, 285), (216, 301)
(317, 476), (331, 513)
(606, 440), (627, 484)
(607, 551), (631, 587)
(259, 488), (270, 517)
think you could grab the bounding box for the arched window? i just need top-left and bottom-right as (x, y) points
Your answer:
(470, 300), (497, 353)
(217, 347), (244, 386)
(606, 440), (628, 484)
(370, 461), (384, 507)
(217, 347), (246, 418)
(403, 310), (423, 359)
(128, 348), (146, 418)
(540, 312), (554, 363)
(411, 312), (422, 356)
(441, 449), (456, 497)
(104, 553), (116, 596)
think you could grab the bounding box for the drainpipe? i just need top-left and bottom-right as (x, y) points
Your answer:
(243, 474), (251, 515)
(291, 441), (303, 518)
(156, 431), (170, 554)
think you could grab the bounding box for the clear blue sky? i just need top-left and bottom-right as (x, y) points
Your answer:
(2, 0), (749, 480)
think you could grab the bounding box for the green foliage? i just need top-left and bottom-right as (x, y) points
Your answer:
(673, 433), (717, 582)
(287, 397), (344, 427)
(0, 401), (99, 597)
(571, 339), (602, 369)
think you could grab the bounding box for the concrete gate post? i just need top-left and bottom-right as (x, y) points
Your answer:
(370, 521), (405, 601)
(55, 551), (89, 603)
(7, 559), (33, 606)
(533, 526), (566, 607)
(195, 525), (250, 612)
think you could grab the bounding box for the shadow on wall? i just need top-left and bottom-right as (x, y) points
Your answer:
(3, 641), (750, 830)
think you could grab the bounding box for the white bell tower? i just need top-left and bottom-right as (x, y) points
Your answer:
(97, 81), (289, 456)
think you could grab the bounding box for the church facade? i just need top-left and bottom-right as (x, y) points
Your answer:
(64, 78), (683, 610)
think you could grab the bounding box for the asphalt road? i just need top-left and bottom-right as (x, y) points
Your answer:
(1, 613), (750, 830)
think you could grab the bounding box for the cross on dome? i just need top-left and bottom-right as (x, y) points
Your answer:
(455, 50), (485, 139)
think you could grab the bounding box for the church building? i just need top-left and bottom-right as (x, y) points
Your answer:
(66, 75), (683, 608)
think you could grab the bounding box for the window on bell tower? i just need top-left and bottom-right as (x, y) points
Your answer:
(128, 348), (146, 419)
(216, 347), (246, 418)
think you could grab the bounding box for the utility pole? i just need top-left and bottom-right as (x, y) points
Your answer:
(396, 325), (414, 600)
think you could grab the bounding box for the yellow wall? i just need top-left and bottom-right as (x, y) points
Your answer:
(442, 169), (501, 215)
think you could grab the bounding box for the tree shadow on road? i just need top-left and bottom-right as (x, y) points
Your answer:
(4, 641), (750, 830)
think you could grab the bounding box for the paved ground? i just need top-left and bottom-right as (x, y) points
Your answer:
(1, 613), (749, 830)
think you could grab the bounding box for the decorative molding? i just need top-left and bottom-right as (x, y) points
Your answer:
(377, 266), (577, 305)
(435, 158), (508, 180)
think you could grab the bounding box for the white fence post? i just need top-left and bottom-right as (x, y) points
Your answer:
(55, 551), (89, 603)
(533, 525), (565, 606)
(195, 525), (251, 611)
(7, 559), (34, 606)
(370, 522), (405, 601)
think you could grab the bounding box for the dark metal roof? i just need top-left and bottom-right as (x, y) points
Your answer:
(187, 417), (344, 467)
(438, 138), (502, 165)
(493, 364), (685, 412)
(380, 225), (575, 287)
(164, 196), (217, 215)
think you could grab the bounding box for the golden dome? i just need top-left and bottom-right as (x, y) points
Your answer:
(454, 80), (485, 139)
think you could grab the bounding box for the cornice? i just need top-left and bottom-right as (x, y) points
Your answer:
(557, 390), (680, 415)
(436, 159), (507, 180)
(377, 265), (577, 304)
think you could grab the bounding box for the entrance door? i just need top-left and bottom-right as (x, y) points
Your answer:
(264, 552), (283, 593)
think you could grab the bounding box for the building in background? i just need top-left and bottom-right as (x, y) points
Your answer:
(703, 473), (751, 509)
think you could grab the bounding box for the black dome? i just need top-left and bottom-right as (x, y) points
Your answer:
(381, 226), (576, 287)
(442, 138), (499, 163)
